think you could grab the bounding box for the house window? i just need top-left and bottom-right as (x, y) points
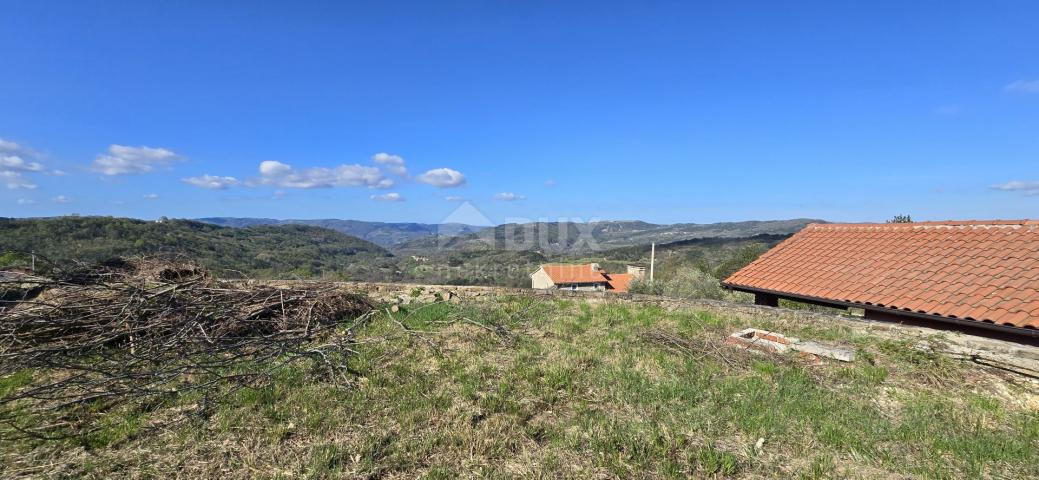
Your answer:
(570, 284), (577, 291)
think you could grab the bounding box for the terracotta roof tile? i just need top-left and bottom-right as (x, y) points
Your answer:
(604, 273), (634, 293)
(540, 264), (609, 284)
(538, 264), (637, 294)
(723, 221), (1039, 330)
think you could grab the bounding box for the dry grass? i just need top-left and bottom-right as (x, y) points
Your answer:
(2, 293), (1038, 479)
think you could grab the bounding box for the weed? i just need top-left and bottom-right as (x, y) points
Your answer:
(695, 445), (739, 475)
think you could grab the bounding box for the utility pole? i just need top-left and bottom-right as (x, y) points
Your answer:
(649, 242), (655, 283)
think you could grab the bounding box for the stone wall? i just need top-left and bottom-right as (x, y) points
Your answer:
(338, 282), (526, 304)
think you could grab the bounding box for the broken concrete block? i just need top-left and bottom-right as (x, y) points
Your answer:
(725, 328), (791, 354)
(792, 341), (856, 362)
(725, 328), (855, 362)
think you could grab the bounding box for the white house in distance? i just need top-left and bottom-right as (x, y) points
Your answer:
(530, 263), (644, 293)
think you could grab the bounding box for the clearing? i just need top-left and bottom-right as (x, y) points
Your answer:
(2, 273), (1038, 478)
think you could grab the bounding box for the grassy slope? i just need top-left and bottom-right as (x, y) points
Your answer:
(0, 216), (394, 280)
(4, 297), (1036, 478)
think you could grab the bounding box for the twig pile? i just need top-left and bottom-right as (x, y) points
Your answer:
(639, 328), (774, 371)
(0, 257), (374, 439)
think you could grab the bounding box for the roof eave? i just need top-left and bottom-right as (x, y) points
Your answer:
(722, 283), (1039, 338)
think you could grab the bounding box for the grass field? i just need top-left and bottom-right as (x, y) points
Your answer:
(3, 296), (1038, 478)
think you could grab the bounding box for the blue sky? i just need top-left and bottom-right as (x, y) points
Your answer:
(1, 1), (1037, 224)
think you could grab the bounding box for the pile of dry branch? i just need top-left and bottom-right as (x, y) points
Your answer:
(0, 257), (374, 439)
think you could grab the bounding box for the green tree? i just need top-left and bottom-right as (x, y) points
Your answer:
(0, 217), (393, 280)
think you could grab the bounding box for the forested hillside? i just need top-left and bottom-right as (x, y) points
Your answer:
(394, 219), (817, 253)
(0, 217), (796, 288)
(197, 217), (485, 247)
(599, 234), (787, 281)
(0, 217), (395, 280)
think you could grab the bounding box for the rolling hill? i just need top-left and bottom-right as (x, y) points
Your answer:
(393, 219), (819, 254)
(196, 217), (485, 247)
(0, 216), (395, 280)
(1, 216), (816, 287)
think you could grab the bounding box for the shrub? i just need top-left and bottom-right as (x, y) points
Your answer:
(630, 269), (749, 302)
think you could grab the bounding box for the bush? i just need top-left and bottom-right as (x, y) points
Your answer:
(712, 244), (767, 280)
(629, 269), (750, 302)
(0, 252), (28, 268)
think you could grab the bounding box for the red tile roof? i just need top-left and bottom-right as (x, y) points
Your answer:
(605, 273), (634, 293)
(539, 264), (636, 293)
(541, 264), (610, 284)
(722, 221), (1039, 329)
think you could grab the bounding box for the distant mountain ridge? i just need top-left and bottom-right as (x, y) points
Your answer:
(198, 217), (821, 252)
(196, 218), (485, 247)
(394, 218), (823, 253)
(1, 216), (823, 287)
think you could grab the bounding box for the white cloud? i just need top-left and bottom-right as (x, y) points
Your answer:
(91, 145), (182, 175)
(417, 167), (466, 188)
(0, 139), (20, 152)
(182, 174), (241, 190)
(143, 193), (160, 200)
(16, 198), (35, 205)
(494, 192), (526, 201)
(0, 155), (44, 172)
(544, 179), (557, 187)
(256, 160), (391, 189)
(1, 171), (36, 189)
(1005, 80), (1039, 94)
(370, 192), (404, 202)
(0, 156), (45, 189)
(0, 140), (47, 189)
(991, 180), (1039, 195)
(0, 138), (40, 158)
(445, 195), (465, 201)
(52, 195), (70, 204)
(372, 152), (407, 176)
